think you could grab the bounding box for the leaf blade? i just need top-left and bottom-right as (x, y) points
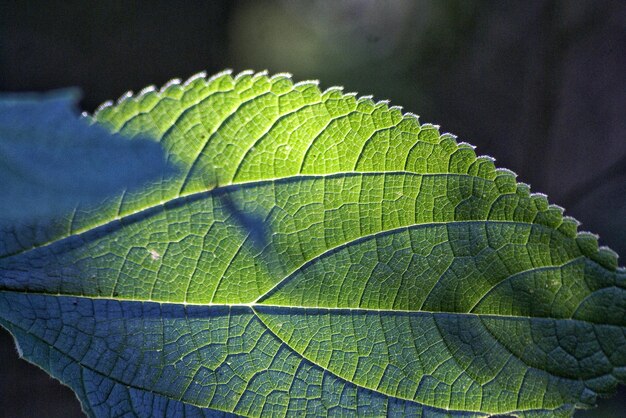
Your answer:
(1, 71), (624, 417)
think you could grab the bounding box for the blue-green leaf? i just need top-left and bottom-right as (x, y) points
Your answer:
(0, 90), (174, 224)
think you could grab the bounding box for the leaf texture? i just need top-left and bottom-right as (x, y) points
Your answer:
(0, 70), (624, 417)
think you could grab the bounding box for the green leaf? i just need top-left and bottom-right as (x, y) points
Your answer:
(1, 71), (624, 417)
(0, 90), (175, 225)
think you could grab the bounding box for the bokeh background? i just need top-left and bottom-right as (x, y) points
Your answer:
(1, 1), (624, 416)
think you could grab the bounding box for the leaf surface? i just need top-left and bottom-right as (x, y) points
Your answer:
(0, 90), (174, 225)
(1, 71), (624, 417)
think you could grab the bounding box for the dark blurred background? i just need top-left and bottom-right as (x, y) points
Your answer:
(0, 1), (624, 416)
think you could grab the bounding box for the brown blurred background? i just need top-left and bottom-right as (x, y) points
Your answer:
(0, 1), (624, 416)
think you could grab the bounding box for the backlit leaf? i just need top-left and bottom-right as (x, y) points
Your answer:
(1, 71), (624, 417)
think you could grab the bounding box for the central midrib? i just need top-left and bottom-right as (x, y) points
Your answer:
(0, 288), (621, 327)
